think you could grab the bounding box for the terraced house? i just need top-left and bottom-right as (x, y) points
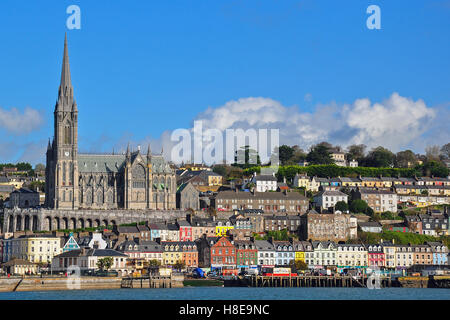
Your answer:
(310, 241), (337, 269)
(161, 241), (198, 268)
(234, 240), (258, 269)
(4, 235), (62, 264)
(214, 190), (308, 213)
(292, 240), (313, 264)
(336, 244), (368, 271)
(272, 240), (295, 266)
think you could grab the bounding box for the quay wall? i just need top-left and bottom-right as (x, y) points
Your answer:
(0, 277), (122, 292)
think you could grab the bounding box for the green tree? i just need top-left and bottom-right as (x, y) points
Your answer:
(363, 146), (395, 167)
(421, 161), (449, 177)
(440, 143), (450, 159)
(306, 144), (333, 165)
(395, 150), (417, 168)
(349, 199), (369, 214)
(335, 201), (349, 212)
(97, 257), (113, 271)
(233, 145), (261, 169)
(148, 259), (161, 267)
(346, 144), (366, 163)
(173, 260), (186, 272)
(289, 259), (308, 272)
(34, 163), (46, 172)
(278, 145), (294, 166)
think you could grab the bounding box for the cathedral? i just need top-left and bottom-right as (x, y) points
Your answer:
(45, 35), (176, 211)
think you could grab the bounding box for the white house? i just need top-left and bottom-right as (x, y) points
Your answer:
(250, 172), (278, 192)
(313, 190), (348, 210)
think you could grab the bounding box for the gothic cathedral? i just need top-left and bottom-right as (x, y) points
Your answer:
(45, 35), (176, 210)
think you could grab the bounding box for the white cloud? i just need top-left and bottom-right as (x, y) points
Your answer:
(192, 92), (439, 153)
(0, 106), (44, 135)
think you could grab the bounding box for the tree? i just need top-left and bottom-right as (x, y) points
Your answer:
(346, 144), (366, 163)
(335, 201), (349, 212)
(289, 145), (307, 164)
(395, 150), (417, 168)
(97, 257), (113, 271)
(306, 144), (333, 165)
(421, 161), (449, 177)
(173, 260), (186, 272)
(440, 143), (450, 159)
(34, 163), (46, 172)
(148, 259), (161, 267)
(278, 145), (294, 166)
(289, 260), (308, 272)
(233, 145), (261, 169)
(349, 199), (369, 214)
(16, 162), (32, 171)
(363, 146), (395, 167)
(425, 145), (441, 162)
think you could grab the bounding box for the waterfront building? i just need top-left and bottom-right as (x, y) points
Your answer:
(412, 245), (433, 265)
(254, 240), (276, 268)
(5, 235), (63, 265)
(209, 237), (237, 275)
(394, 244), (414, 271)
(161, 241), (198, 268)
(62, 232), (80, 252)
(336, 244), (368, 271)
(272, 240), (295, 266)
(367, 244), (385, 267)
(427, 242), (449, 265)
(51, 248), (127, 275)
(381, 240), (396, 269)
(310, 241), (337, 269)
(234, 240), (258, 270)
(292, 240), (312, 264)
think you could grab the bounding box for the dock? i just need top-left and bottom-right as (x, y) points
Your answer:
(120, 274), (184, 289)
(224, 275), (399, 288)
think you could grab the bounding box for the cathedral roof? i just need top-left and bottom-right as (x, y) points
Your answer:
(77, 154), (173, 174)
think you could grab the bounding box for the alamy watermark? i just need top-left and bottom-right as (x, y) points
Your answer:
(66, 5), (81, 30)
(366, 5), (381, 30)
(170, 120), (280, 174)
(66, 265), (81, 290)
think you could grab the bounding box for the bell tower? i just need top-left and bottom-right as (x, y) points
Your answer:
(47, 33), (79, 209)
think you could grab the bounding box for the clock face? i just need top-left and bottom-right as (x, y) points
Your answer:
(65, 151), (70, 157)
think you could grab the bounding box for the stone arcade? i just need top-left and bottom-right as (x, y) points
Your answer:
(2, 34), (180, 232)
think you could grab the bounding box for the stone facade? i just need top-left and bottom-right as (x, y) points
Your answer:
(45, 35), (176, 211)
(2, 208), (187, 233)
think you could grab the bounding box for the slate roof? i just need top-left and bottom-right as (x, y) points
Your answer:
(77, 153), (172, 174)
(55, 248), (127, 258)
(215, 190), (308, 201)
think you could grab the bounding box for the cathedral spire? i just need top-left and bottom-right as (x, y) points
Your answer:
(61, 33), (72, 91)
(56, 33), (74, 112)
(147, 144), (151, 157)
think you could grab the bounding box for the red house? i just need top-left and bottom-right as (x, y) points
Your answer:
(210, 237), (237, 275)
(367, 244), (385, 267)
(176, 220), (193, 241)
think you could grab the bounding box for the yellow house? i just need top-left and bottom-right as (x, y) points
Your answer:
(294, 174), (309, 189)
(9, 235), (62, 264)
(293, 241), (312, 263)
(215, 221), (234, 237)
(162, 242), (183, 266)
(337, 244), (368, 269)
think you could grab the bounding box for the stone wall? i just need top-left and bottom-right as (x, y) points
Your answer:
(3, 208), (188, 232)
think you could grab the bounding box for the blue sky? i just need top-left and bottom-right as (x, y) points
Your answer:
(0, 0), (449, 165)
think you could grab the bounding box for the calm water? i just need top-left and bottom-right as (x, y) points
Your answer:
(0, 287), (449, 300)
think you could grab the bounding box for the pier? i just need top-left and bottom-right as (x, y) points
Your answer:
(120, 274), (184, 289)
(224, 275), (399, 288)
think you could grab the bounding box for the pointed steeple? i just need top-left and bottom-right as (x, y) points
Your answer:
(61, 33), (72, 91)
(147, 144), (152, 158)
(47, 138), (52, 150)
(56, 33), (74, 112)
